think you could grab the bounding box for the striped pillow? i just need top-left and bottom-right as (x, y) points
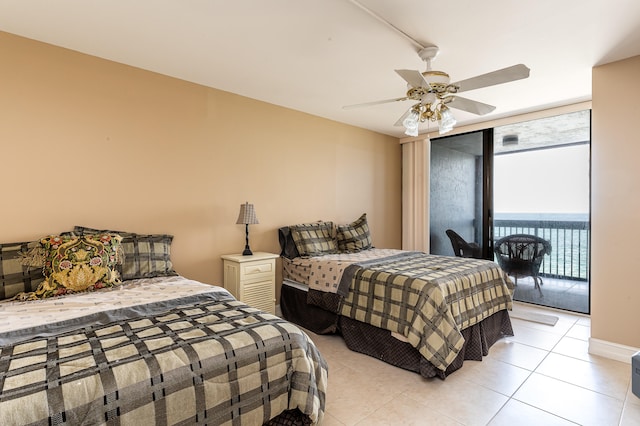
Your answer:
(290, 222), (337, 257)
(118, 233), (177, 280)
(0, 240), (45, 300)
(74, 226), (178, 280)
(336, 213), (372, 253)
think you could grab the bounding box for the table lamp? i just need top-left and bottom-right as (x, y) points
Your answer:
(236, 202), (258, 255)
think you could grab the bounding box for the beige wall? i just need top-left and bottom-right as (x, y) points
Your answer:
(0, 31), (402, 299)
(592, 55), (640, 349)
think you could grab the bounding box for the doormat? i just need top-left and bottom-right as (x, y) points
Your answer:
(510, 311), (559, 326)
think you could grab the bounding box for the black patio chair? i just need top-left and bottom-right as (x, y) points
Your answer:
(446, 229), (483, 259)
(494, 234), (552, 295)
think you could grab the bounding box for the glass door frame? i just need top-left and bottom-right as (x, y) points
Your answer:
(430, 128), (494, 260)
(481, 128), (494, 260)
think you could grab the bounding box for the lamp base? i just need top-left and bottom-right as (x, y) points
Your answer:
(242, 246), (253, 256)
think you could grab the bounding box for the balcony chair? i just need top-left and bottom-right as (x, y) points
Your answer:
(494, 234), (552, 295)
(446, 229), (483, 259)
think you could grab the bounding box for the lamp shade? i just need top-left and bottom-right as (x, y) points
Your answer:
(403, 109), (420, 137)
(438, 105), (456, 135)
(236, 202), (259, 225)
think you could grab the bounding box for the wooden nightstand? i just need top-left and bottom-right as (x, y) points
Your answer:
(221, 252), (279, 314)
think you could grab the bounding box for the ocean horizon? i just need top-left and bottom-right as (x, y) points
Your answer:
(494, 212), (589, 222)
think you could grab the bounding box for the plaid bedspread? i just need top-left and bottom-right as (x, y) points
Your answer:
(339, 252), (513, 372)
(0, 292), (327, 425)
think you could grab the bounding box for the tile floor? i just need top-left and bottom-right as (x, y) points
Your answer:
(306, 303), (640, 426)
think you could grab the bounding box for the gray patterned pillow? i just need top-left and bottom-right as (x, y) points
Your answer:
(336, 213), (372, 253)
(278, 227), (300, 259)
(290, 222), (337, 257)
(0, 240), (45, 300)
(73, 226), (178, 280)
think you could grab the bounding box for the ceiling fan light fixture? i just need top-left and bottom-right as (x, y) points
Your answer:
(403, 108), (420, 136)
(404, 125), (419, 137)
(438, 104), (456, 135)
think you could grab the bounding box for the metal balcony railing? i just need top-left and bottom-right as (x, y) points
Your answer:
(494, 218), (590, 281)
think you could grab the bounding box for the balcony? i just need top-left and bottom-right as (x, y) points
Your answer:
(494, 216), (590, 314)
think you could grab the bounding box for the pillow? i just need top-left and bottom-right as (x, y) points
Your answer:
(290, 221), (337, 257)
(15, 234), (123, 301)
(118, 233), (177, 280)
(278, 227), (300, 259)
(336, 213), (372, 253)
(74, 226), (178, 280)
(0, 240), (45, 300)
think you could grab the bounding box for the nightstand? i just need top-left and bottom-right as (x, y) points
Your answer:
(221, 252), (279, 314)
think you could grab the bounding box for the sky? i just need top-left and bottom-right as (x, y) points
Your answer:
(493, 144), (590, 214)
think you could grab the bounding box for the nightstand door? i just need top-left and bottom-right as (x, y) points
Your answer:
(238, 278), (275, 313)
(222, 253), (277, 314)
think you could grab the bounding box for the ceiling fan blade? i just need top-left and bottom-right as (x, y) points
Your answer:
(453, 64), (530, 93)
(394, 108), (414, 126)
(448, 96), (496, 115)
(342, 96), (408, 110)
(395, 69), (431, 89)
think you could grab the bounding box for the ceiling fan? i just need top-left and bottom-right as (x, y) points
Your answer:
(344, 45), (530, 136)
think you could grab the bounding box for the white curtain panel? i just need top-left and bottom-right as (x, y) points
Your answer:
(401, 138), (430, 252)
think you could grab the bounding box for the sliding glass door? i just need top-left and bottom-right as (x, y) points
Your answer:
(493, 110), (591, 314)
(429, 130), (493, 258)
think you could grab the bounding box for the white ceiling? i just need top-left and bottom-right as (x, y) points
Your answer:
(1, 0), (639, 138)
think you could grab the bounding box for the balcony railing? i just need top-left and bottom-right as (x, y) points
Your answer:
(494, 218), (590, 281)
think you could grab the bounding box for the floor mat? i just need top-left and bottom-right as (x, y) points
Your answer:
(510, 311), (559, 326)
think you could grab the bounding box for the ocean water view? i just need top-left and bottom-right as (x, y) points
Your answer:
(494, 212), (589, 222)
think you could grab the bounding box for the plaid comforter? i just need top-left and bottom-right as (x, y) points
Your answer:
(338, 252), (513, 372)
(0, 290), (327, 425)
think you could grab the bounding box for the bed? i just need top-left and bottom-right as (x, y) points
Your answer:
(0, 227), (327, 425)
(278, 215), (514, 379)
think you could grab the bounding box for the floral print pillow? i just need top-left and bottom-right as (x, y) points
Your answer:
(15, 233), (122, 301)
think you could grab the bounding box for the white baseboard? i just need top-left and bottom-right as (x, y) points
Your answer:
(588, 338), (640, 364)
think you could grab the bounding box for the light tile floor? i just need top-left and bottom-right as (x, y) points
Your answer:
(307, 303), (640, 426)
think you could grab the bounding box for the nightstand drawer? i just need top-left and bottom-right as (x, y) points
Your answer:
(240, 261), (274, 281)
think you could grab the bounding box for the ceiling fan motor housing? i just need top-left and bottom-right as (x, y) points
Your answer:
(407, 70), (458, 101)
